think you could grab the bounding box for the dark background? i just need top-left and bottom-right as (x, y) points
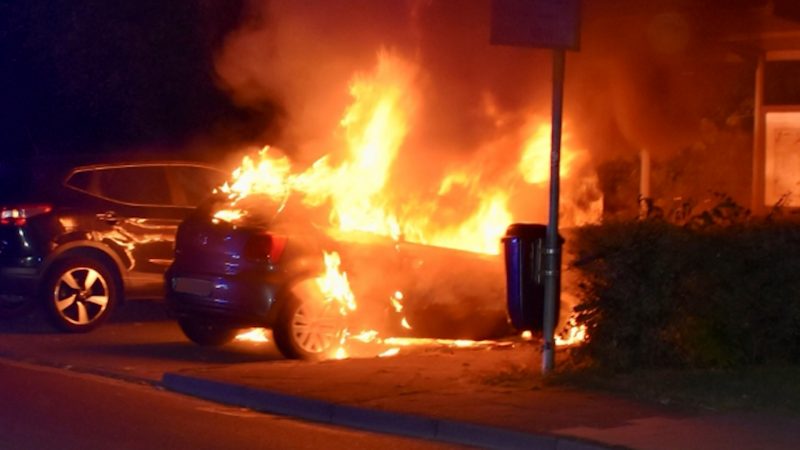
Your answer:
(0, 0), (273, 159)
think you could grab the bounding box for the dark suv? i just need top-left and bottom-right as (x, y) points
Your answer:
(0, 157), (226, 331)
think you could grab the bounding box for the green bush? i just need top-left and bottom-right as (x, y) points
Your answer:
(570, 214), (800, 371)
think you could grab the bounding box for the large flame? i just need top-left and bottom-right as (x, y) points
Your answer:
(215, 51), (526, 254)
(317, 251), (357, 315)
(222, 50), (599, 354)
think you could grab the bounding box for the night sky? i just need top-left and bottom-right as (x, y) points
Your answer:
(1, 0), (789, 168)
(0, 0), (270, 159)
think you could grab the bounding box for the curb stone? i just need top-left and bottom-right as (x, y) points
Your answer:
(162, 372), (613, 450)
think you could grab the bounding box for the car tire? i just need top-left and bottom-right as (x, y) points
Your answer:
(178, 319), (238, 346)
(42, 257), (119, 333)
(273, 292), (344, 361)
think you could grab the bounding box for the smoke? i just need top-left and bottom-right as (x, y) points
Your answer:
(213, 1), (552, 161)
(212, 1), (759, 210)
(569, 1), (760, 210)
(214, 1), (415, 159)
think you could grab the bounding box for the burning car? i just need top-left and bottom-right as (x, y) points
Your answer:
(163, 49), (602, 359)
(165, 189), (510, 360)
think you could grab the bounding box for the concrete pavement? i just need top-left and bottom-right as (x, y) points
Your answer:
(160, 340), (800, 450)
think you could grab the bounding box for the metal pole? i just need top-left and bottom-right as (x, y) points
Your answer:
(751, 53), (765, 214)
(639, 149), (651, 219)
(542, 48), (565, 374)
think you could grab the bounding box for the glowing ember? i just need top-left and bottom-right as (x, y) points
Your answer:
(521, 330), (533, 340)
(382, 337), (496, 348)
(379, 348), (401, 358)
(390, 290), (404, 312)
(351, 330), (380, 343)
(334, 347), (348, 360)
(235, 328), (270, 343)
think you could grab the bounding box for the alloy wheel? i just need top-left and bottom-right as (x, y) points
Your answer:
(52, 267), (110, 326)
(290, 301), (342, 355)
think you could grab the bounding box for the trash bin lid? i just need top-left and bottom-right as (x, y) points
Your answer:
(504, 223), (547, 238)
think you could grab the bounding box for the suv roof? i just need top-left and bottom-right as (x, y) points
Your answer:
(0, 155), (224, 204)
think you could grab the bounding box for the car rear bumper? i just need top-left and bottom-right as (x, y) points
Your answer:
(165, 268), (283, 328)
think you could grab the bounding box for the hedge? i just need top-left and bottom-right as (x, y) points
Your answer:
(569, 215), (800, 371)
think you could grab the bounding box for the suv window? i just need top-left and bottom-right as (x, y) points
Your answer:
(95, 166), (171, 206)
(167, 165), (226, 207)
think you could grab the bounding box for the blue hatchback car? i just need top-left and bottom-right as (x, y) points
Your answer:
(165, 195), (509, 360)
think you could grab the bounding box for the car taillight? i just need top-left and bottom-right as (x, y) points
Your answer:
(243, 233), (287, 263)
(0, 204), (52, 226)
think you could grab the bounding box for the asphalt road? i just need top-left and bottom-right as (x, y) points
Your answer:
(0, 302), (465, 449)
(0, 300), (283, 383)
(0, 359), (463, 450)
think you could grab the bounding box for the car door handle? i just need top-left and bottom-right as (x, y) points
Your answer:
(96, 211), (119, 224)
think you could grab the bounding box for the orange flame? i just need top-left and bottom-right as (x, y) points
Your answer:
(235, 328), (270, 343)
(317, 251), (357, 315)
(555, 317), (588, 347)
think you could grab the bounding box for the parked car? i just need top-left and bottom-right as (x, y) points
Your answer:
(165, 194), (509, 360)
(0, 156), (226, 331)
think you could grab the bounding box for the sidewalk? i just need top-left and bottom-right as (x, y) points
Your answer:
(161, 340), (800, 450)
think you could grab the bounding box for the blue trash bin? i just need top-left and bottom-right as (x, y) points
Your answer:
(502, 223), (560, 331)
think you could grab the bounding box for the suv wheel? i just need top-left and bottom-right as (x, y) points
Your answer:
(273, 293), (344, 360)
(178, 319), (238, 346)
(43, 257), (118, 333)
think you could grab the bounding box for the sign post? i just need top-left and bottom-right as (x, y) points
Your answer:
(491, 0), (581, 374)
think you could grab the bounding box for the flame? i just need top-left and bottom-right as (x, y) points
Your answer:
(314, 251), (357, 358)
(555, 317), (588, 347)
(212, 52), (518, 255)
(317, 251), (357, 315)
(292, 51), (415, 240)
(518, 122), (577, 185)
(351, 330), (380, 343)
(235, 328), (270, 343)
(224, 148), (292, 204)
(213, 50), (602, 251)
(213, 208), (244, 223)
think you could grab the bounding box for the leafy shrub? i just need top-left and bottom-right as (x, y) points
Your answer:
(570, 202), (800, 371)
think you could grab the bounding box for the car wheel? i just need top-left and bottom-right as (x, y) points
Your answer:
(178, 319), (238, 346)
(42, 257), (118, 333)
(273, 293), (344, 360)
